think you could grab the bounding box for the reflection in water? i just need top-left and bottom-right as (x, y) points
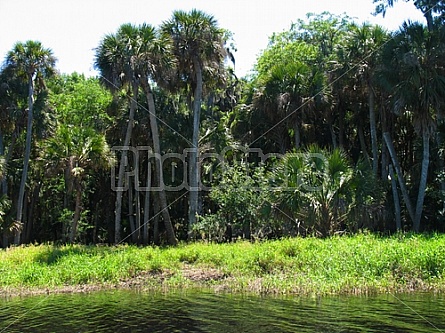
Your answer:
(0, 290), (444, 332)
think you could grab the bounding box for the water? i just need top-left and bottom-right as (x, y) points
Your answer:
(0, 290), (444, 332)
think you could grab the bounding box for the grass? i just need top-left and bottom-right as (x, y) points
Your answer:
(1, 233), (445, 296)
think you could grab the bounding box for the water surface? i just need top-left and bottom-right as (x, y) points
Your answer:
(0, 290), (444, 332)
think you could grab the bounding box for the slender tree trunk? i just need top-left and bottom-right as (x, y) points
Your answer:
(369, 83), (378, 176)
(153, 193), (160, 245)
(358, 119), (370, 162)
(389, 164), (402, 231)
(188, 58), (203, 239)
(0, 128), (6, 247)
(330, 124), (337, 149)
(381, 105), (389, 181)
(64, 158), (74, 209)
(142, 164), (151, 245)
(114, 80), (138, 244)
(423, 9), (434, 32)
(93, 202), (99, 244)
(0, 127), (3, 159)
(436, 112), (445, 213)
(0, 127), (10, 246)
(127, 180), (137, 244)
(413, 132), (430, 232)
(69, 180), (82, 243)
(383, 132), (416, 224)
(0, 127), (6, 198)
(128, 178), (136, 243)
(135, 184), (141, 244)
(144, 83), (177, 245)
(15, 75), (34, 245)
(3, 134), (17, 198)
(338, 106), (345, 149)
(2, 233), (7, 248)
(294, 118), (301, 149)
(25, 182), (40, 243)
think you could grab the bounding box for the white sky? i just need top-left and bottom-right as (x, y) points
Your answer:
(0, 0), (425, 78)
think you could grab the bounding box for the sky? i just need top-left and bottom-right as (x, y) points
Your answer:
(0, 0), (425, 78)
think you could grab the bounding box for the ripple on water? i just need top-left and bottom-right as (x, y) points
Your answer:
(0, 291), (444, 332)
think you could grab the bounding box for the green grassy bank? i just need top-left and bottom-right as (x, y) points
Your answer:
(1, 233), (445, 297)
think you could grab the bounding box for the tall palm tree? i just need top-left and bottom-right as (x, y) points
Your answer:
(95, 24), (141, 244)
(96, 23), (178, 245)
(346, 23), (388, 175)
(161, 9), (227, 237)
(379, 22), (445, 231)
(138, 23), (177, 245)
(3, 41), (56, 244)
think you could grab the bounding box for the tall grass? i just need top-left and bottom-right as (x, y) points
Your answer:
(1, 233), (444, 295)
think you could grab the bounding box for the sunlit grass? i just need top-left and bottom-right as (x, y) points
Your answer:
(1, 233), (445, 296)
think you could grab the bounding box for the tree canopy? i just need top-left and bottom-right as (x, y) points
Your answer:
(1, 5), (445, 247)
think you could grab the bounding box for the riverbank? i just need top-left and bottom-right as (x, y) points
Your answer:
(1, 233), (444, 297)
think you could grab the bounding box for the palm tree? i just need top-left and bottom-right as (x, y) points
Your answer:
(95, 24), (141, 244)
(379, 22), (445, 231)
(96, 23), (178, 245)
(43, 125), (114, 242)
(271, 146), (361, 237)
(138, 23), (177, 245)
(346, 23), (388, 175)
(3, 41), (56, 244)
(161, 9), (227, 237)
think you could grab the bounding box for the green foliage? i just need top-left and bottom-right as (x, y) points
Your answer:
(48, 73), (113, 131)
(270, 146), (383, 236)
(2, 10), (445, 245)
(195, 162), (271, 241)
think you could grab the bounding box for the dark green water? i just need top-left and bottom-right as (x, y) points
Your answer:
(0, 290), (444, 332)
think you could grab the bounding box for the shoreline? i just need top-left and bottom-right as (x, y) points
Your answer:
(1, 234), (445, 298)
(1, 264), (444, 299)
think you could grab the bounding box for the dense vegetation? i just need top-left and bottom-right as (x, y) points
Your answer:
(1, 233), (445, 295)
(1, 1), (445, 246)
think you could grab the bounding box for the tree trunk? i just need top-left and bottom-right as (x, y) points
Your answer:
(92, 202), (99, 244)
(2, 232), (7, 248)
(64, 158), (74, 209)
(423, 9), (434, 32)
(389, 164), (402, 231)
(381, 104), (389, 180)
(15, 75), (34, 245)
(383, 132), (416, 224)
(358, 120), (370, 162)
(188, 57), (203, 239)
(114, 80), (138, 244)
(369, 83), (378, 176)
(69, 180), (82, 243)
(436, 112), (445, 214)
(144, 83), (177, 245)
(3, 134), (17, 199)
(135, 184), (141, 245)
(128, 178), (136, 243)
(25, 182), (40, 243)
(153, 193), (160, 245)
(294, 119), (301, 149)
(338, 106), (345, 149)
(330, 124), (338, 149)
(0, 127), (6, 199)
(142, 165), (151, 245)
(413, 132), (430, 232)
